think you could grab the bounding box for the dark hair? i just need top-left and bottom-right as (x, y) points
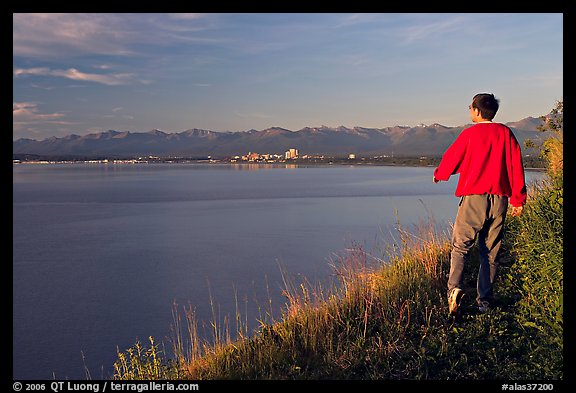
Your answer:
(472, 93), (499, 120)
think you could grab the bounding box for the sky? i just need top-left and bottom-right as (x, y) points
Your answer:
(13, 13), (563, 141)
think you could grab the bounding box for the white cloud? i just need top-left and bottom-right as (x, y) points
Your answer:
(13, 102), (74, 136)
(168, 13), (205, 20)
(14, 67), (146, 86)
(110, 107), (135, 120)
(30, 83), (55, 90)
(13, 102), (65, 122)
(13, 13), (136, 58)
(13, 13), (216, 59)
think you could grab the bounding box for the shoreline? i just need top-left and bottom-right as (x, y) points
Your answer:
(12, 157), (547, 171)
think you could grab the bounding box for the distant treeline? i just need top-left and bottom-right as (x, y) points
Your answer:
(13, 153), (547, 169)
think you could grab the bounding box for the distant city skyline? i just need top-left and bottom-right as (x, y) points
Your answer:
(13, 13), (563, 141)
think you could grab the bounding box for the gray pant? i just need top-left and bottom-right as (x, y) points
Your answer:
(447, 194), (508, 305)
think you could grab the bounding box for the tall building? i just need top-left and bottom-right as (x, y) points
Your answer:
(285, 148), (299, 159)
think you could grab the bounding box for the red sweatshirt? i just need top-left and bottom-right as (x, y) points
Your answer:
(434, 122), (527, 207)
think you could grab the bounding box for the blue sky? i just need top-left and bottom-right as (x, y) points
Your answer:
(13, 13), (563, 140)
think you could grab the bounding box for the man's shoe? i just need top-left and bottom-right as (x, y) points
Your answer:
(448, 288), (464, 315)
(478, 300), (491, 313)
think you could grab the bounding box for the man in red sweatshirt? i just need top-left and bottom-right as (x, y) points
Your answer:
(433, 93), (526, 316)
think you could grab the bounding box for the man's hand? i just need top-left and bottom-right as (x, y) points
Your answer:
(433, 175), (440, 183)
(509, 205), (524, 217)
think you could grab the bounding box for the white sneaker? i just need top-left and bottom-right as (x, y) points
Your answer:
(448, 288), (464, 315)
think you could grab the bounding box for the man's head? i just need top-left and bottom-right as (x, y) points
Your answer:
(469, 93), (499, 122)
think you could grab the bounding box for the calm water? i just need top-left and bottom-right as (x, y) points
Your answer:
(12, 163), (543, 379)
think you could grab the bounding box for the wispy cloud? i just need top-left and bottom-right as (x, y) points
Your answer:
(13, 102), (65, 121)
(109, 106), (134, 120)
(14, 67), (147, 86)
(398, 14), (469, 44)
(13, 13), (136, 58)
(30, 83), (55, 90)
(13, 102), (73, 134)
(337, 13), (386, 27)
(13, 13), (218, 59)
(167, 13), (205, 20)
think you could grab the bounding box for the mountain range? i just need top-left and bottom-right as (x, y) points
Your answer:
(13, 117), (548, 158)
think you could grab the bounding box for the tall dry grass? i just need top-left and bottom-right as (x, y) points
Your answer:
(153, 218), (453, 379)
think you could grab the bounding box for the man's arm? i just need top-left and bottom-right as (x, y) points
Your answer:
(508, 132), (527, 207)
(433, 131), (467, 182)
